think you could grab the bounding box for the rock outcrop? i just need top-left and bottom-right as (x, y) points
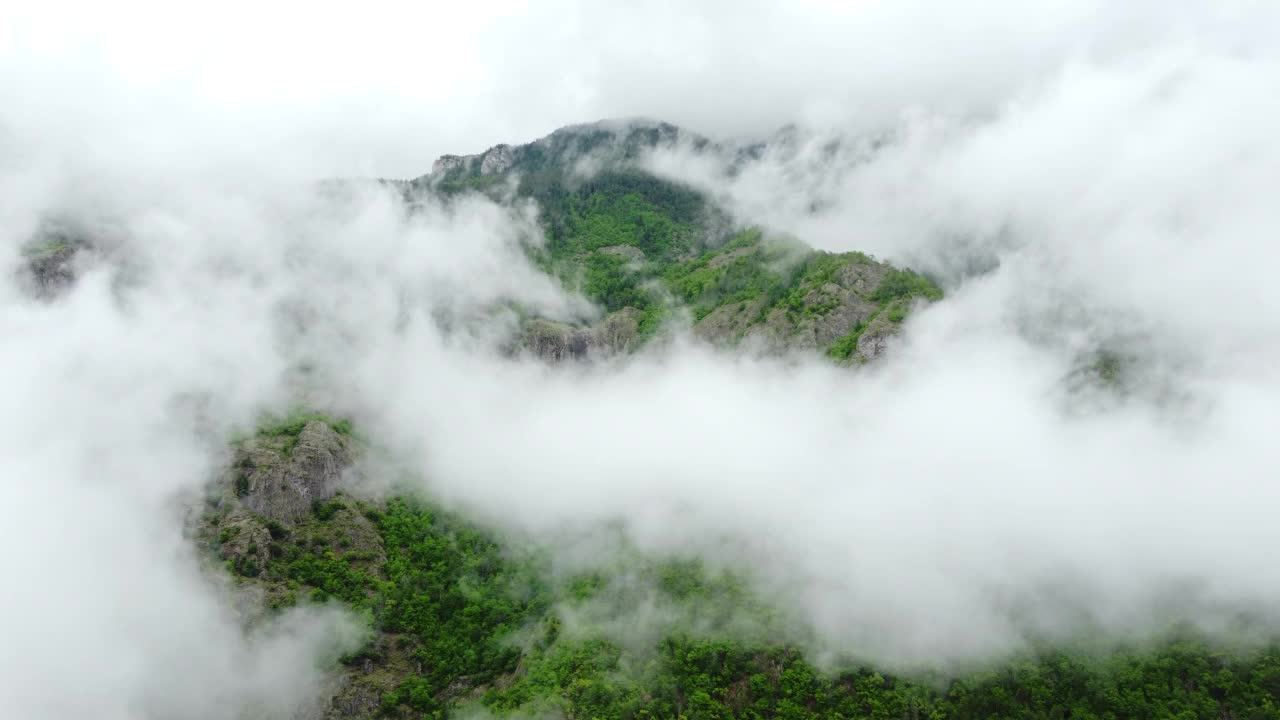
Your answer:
(234, 420), (353, 524)
(431, 154), (469, 175)
(478, 144), (515, 175)
(694, 255), (897, 361)
(519, 307), (641, 363)
(430, 144), (516, 180)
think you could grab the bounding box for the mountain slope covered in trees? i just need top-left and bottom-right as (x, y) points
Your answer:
(203, 411), (1280, 720)
(398, 120), (942, 364)
(175, 121), (1280, 719)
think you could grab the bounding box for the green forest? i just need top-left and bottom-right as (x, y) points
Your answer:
(201, 126), (1279, 719)
(210, 414), (1280, 720)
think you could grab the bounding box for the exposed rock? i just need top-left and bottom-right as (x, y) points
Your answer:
(702, 289), (876, 356)
(593, 307), (641, 355)
(742, 307), (797, 354)
(217, 514), (272, 577)
(322, 634), (421, 720)
(431, 154), (471, 175)
(429, 144), (514, 180)
(16, 224), (95, 300)
(856, 313), (897, 361)
(707, 245), (755, 269)
(812, 292), (878, 347)
(297, 494), (386, 568)
(838, 261), (888, 295)
(235, 421), (353, 525)
(522, 318), (594, 362)
(324, 680), (382, 720)
(520, 308), (641, 363)
(479, 144), (515, 175)
(693, 298), (768, 346)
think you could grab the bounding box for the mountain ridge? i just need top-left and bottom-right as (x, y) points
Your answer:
(393, 119), (945, 365)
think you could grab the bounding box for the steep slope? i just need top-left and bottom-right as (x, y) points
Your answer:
(12, 120), (942, 364)
(201, 413), (1280, 720)
(402, 120), (943, 364)
(14, 218), (98, 299)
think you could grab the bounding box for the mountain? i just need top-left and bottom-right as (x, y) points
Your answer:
(16, 121), (1273, 719)
(17, 120), (943, 368)
(202, 415), (1280, 720)
(404, 119), (944, 364)
(179, 122), (1280, 720)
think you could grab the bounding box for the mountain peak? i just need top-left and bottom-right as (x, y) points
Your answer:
(420, 118), (707, 183)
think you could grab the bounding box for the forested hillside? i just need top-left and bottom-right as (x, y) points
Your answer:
(179, 121), (1280, 719)
(204, 411), (1280, 720)
(399, 121), (942, 364)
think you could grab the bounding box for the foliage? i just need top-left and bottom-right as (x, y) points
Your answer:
(580, 252), (654, 313)
(659, 230), (809, 322)
(636, 304), (669, 343)
(375, 498), (547, 715)
(226, 459), (1280, 720)
(232, 409), (355, 455)
(414, 124), (949, 356)
(241, 491), (547, 717)
(20, 239), (70, 258)
(257, 410), (354, 440)
(826, 318), (872, 361)
(872, 267), (944, 303)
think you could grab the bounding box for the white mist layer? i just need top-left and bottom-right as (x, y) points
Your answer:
(2, 0), (1279, 714)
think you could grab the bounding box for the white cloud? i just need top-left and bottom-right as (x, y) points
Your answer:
(3, 1), (1280, 713)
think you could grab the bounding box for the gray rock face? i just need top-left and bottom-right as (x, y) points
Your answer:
(694, 298), (768, 346)
(856, 314), (897, 361)
(430, 144), (514, 179)
(431, 154), (470, 175)
(699, 286), (878, 356)
(520, 308), (641, 363)
(17, 231), (93, 299)
(217, 514), (273, 577)
(593, 307), (641, 355)
(479, 144), (515, 175)
(236, 421), (352, 524)
(26, 244), (78, 296)
(811, 292), (878, 347)
(522, 319), (594, 362)
(838, 261), (888, 295)
(692, 254), (913, 362)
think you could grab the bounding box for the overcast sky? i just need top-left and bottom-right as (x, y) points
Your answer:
(4, 0), (1273, 178)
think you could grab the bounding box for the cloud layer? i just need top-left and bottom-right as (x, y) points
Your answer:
(3, 1), (1280, 715)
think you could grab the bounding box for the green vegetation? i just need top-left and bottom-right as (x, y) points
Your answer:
(826, 313), (876, 362)
(435, 173), (504, 195)
(239, 493), (1280, 719)
(553, 179), (701, 260)
(418, 125), (948, 358)
(636, 303), (669, 343)
(374, 498), (545, 715)
(823, 266), (941, 362)
(659, 229), (803, 322)
(20, 239), (70, 258)
(222, 491), (546, 717)
(213, 413), (1280, 720)
(257, 409), (354, 439)
(198, 127), (1280, 717)
(872, 266), (944, 303)
(236, 409), (354, 455)
(777, 252), (868, 319)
